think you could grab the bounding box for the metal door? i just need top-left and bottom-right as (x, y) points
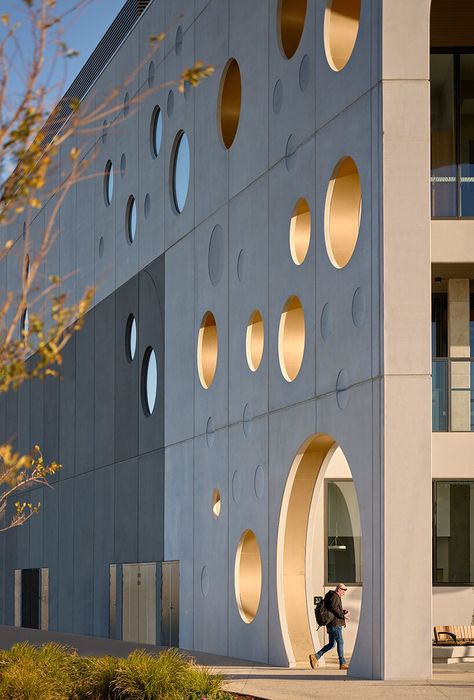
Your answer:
(160, 561), (179, 647)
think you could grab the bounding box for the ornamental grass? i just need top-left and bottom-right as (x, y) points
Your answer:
(0, 643), (231, 700)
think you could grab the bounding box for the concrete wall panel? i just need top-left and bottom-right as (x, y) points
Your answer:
(73, 472), (94, 635)
(164, 233), (194, 446)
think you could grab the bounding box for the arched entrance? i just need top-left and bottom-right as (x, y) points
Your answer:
(276, 433), (362, 667)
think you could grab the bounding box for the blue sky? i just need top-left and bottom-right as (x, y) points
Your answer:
(3, 0), (126, 102)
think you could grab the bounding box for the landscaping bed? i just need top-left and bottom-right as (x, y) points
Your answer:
(0, 642), (266, 699)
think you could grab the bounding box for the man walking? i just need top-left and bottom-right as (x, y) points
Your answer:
(309, 583), (349, 670)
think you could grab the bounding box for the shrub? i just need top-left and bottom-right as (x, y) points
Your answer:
(0, 642), (78, 699)
(73, 655), (120, 699)
(0, 643), (229, 700)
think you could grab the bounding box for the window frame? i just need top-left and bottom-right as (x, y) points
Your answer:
(433, 479), (474, 586)
(324, 478), (362, 587)
(431, 47), (474, 220)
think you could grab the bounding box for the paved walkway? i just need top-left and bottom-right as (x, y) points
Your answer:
(215, 659), (474, 700)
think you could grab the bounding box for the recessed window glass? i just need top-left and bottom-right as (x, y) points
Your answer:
(434, 481), (474, 584)
(104, 161), (114, 206)
(324, 0), (361, 72)
(327, 480), (363, 584)
(142, 347), (157, 416)
(150, 106), (163, 158)
(219, 58), (242, 149)
(123, 92), (130, 116)
(289, 197), (311, 265)
(126, 195), (137, 244)
(126, 315), (137, 362)
(172, 131), (190, 214)
(278, 0), (308, 59)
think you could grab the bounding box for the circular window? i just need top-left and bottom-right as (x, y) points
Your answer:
(142, 347), (157, 416)
(218, 58), (242, 149)
(289, 197), (311, 265)
(126, 195), (137, 244)
(104, 161), (113, 206)
(175, 25), (183, 54)
(234, 530), (262, 624)
(278, 296), (305, 382)
(246, 310), (264, 372)
(24, 254), (30, 281)
(324, 156), (361, 268)
(126, 314), (137, 362)
(20, 308), (29, 335)
(171, 131), (190, 214)
(144, 193), (151, 219)
(212, 489), (221, 518)
(278, 0), (308, 59)
(150, 106), (163, 158)
(324, 0), (361, 72)
(197, 311), (218, 389)
(148, 60), (155, 88)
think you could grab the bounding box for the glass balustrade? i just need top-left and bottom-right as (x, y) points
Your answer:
(432, 358), (474, 431)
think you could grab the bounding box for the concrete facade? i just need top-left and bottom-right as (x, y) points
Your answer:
(0, 0), (472, 682)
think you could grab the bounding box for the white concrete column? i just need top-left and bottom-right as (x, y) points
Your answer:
(380, 0), (432, 681)
(448, 279), (470, 431)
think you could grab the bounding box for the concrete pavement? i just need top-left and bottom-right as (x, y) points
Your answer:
(216, 658), (474, 700)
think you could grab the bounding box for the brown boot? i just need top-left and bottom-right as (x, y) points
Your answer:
(339, 663), (349, 670)
(309, 654), (319, 669)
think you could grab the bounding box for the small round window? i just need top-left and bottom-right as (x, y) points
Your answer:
(24, 254), (30, 281)
(150, 106), (163, 158)
(142, 347), (157, 416)
(246, 310), (264, 372)
(20, 308), (29, 335)
(126, 315), (137, 362)
(219, 58), (242, 149)
(212, 489), (221, 518)
(324, 0), (361, 72)
(197, 311), (218, 389)
(104, 161), (114, 206)
(324, 156), (362, 268)
(289, 198), (311, 265)
(126, 195), (137, 244)
(278, 0), (308, 59)
(171, 131), (190, 214)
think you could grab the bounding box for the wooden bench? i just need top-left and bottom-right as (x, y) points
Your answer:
(433, 626), (474, 646)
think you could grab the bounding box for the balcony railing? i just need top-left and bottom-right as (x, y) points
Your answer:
(432, 358), (474, 432)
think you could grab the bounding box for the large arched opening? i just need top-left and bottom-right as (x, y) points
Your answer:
(277, 433), (363, 667)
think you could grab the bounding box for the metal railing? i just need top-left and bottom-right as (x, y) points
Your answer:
(432, 358), (474, 432)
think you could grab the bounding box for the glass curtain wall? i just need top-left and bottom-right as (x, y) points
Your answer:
(434, 481), (474, 584)
(431, 51), (474, 217)
(432, 293), (448, 431)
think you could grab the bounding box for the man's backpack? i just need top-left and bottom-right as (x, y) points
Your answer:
(315, 596), (334, 628)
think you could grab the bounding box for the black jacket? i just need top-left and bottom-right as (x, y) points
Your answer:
(324, 590), (346, 628)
